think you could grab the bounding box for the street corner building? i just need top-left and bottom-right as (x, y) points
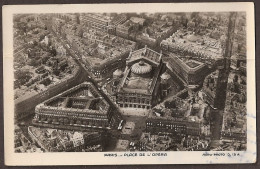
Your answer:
(32, 82), (113, 130)
(115, 46), (166, 109)
(167, 53), (209, 86)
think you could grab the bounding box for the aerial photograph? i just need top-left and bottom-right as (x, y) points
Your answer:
(13, 12), (247, 153)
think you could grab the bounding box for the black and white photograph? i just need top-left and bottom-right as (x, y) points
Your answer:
(3, 2), (256, 165)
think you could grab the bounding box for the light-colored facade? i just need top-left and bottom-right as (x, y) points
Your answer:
(146, 113), (201, 136)
(167, 53), (209, 85)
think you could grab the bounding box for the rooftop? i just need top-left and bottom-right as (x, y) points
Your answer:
(142, 20), (174, 39)
(130, 17), (146, 25)
(128, 46), (162, 65)
(131, 61), (152, 75)
(185, 60), (201, 68)
(118, 47), (162, 95)
(147, 110), (201, 126)
(161, 30), (223, 59)
(67, 29), (136, 68)
(119, 20), (134, 28)
(127, 77), (152, 91)
(84, 13), (112, 23)
(36, 82), (110, 114)
(168, 53), (206, 72)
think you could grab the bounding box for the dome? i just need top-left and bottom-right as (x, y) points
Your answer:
(131, 61), (152, 75)
(161, 72), (171, 80)
(113, 69), (123, 77)
(187, 33), (199, 42)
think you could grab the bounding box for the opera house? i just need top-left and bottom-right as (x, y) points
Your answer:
(116, 46), (164, 109)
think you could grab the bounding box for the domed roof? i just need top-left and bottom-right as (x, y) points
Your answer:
(187, 33), (199, 42)
(113, 69), (123, 76)
(161, 72), (171, 80)
(131, 60), (152, 75)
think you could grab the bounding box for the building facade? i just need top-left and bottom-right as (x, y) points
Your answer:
(167, 53), (209, 85)
(202, 70), (219, 108)
(80, 13), (111, 32)
(116, 20), (133, 39)
(146, 115), (201, 136)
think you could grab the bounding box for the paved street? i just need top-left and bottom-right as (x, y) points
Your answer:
(210, 109), (224, 148)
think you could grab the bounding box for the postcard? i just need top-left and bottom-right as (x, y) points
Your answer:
(3, 2), (256, 165)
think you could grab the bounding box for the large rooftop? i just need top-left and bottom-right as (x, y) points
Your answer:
(127, 46), (162, 65)
(83, 13), (112, 23)
(161, 30), (223, 59)
(185, 60), (201, 68)
(119, 68), (154, 95)
(67, 28), (136, 68)
(129, 17), (146, 25)
(36, 82), (110, 114)
(168, 53), (206, 73)
(118, 47), (162, 95)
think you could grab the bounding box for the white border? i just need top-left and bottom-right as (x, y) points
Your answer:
(3, 2), (256, 165)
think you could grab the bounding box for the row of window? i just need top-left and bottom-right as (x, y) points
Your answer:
(119, 104), (150, 109)
(38, 111), (106, 118)
(38, 115), (108, 122)
(117, 96), (151, 104)
(147, 122), (186, 129)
